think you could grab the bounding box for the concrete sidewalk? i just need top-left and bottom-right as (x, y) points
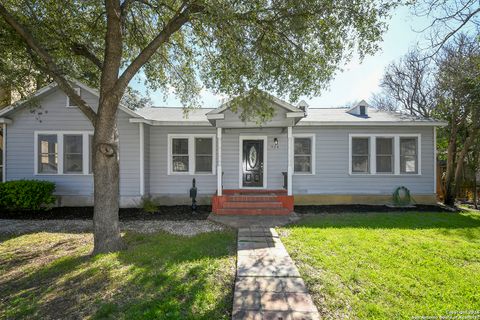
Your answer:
(232, 227), (320, 320)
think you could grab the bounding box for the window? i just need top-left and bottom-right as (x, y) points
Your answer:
(195, 138), (213, 173)
(64, 135), (83, 173)
(400, 137), (418, 174)
(294, 137), (313, 173)
(168, 135), (215, 175)
(376, 137), (393, 173)
(35, 132), (92, 175)
(172, 138), (189, 172)
(38, 134), (58, 173)
(66, 88), (81, 107)
(351, 137), (369, 173)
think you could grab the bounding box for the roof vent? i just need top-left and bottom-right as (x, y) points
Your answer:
(347, 100), (369, 117)
(297, 100), (309, 116)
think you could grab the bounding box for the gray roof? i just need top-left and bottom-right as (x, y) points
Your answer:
(134, 106), (445, 126)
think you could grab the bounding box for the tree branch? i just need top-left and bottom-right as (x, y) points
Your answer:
(0, 3), (97, 124)
(114, 2), (203, 94)
(71, 42), (104, 69)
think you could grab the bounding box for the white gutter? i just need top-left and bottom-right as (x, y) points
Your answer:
(297, 121), (448, 127)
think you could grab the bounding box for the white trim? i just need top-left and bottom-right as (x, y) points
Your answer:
(207, 114), (225, 120)
(298, 121), (447, 127)
(0, 118), (12, 124)
(34, 130), (94, 176)
(286, 112), (306, 118)
(139, 123), (145, 196)
(292, 133), (316, 175)
(65, 87), (81, 108)
(238, 135), (268, 189)
(348, 133), (422, 176)
(1, 123), (5, 182)
(167, 134), (216, 175)
(287, 127), (293, 195)
(217, 128), (222, 196)
(433, 126), (437, 194)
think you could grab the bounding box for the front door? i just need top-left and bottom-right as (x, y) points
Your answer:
(242, 139), (264, 187)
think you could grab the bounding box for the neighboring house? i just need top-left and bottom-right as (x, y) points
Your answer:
(0, 80), (446, 214)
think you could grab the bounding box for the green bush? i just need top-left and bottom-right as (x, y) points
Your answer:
(0, 180), (56, 210)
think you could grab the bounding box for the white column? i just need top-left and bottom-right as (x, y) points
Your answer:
(2, 123), (5, 182)
(433, 127), (437, 194)
(287, 126), (293, 196)
(217, 127), (222, 196)
(139, 122), (145, 196)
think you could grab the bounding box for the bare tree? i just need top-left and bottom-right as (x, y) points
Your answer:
(371, 49), (436, 117)
(413, 0), (480, 55)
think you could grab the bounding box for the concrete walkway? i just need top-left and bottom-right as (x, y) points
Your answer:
(233, 227), (320, 320)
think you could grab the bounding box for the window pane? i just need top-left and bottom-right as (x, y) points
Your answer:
(400, 138), (417, 173)
(64, 135), (83, 173)
(294, 156), (311, 173)
(172, 138), (188, 154)
(352, 156), (369, 173)
(294, 138), (311, 155)
(377, 155), (393, 173)
(195, 138), (212, 155)
(196, 155), (212, 172)
(173, 156), (189, 172)
(65, 154), (83, 173)
(400, 138), (417, 156)
(376, 138), (393, 155)
(352, 138), (369, 155)
(401, 156), (417, 173)
(38, 134), (58, 173)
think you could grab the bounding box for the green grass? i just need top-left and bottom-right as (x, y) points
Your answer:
(0, 230), (236, 320)
(278, 211), (480, 319)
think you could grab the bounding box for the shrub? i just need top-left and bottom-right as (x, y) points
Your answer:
(0, 180), (56, 210)
(140, 196), (158, 213)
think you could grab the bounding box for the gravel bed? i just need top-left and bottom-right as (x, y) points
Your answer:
(0, 219), (224, 237)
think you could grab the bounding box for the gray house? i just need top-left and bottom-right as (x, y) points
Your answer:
(0, 80), (445, 214)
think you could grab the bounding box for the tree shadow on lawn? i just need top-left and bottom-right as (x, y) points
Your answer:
(0, 230), (237, 320)
(293, 211), (480, 231)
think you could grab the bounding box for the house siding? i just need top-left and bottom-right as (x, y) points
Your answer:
(5, 87), (141, 198)
(292, 126), (435, 195)
(148, 126), (217, 196)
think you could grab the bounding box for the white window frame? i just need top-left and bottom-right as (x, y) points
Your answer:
(167, 134), (216, 175)
(66, 88), (81, 108)
(34, 131), (93, 175)
(293, 134), (316, 175)
(349, 133), (421, 176)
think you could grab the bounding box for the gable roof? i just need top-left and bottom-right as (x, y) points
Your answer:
(206, 90), (303, 115)
(0, 79), (142, 119)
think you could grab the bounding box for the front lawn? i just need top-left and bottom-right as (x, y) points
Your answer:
(279, 211), (480, 319)
(0, 230), (236, 319)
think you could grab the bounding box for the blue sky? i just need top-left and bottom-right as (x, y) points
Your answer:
(131, 5), (431, 108)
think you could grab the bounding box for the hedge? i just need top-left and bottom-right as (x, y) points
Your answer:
(0, 180), (56, 210)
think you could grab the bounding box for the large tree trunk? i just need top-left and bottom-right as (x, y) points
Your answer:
(452, 132), (477, 201)
(92, 98), (125, 254)
(474, 170), (478, 210)
(444, 127), (458, 206)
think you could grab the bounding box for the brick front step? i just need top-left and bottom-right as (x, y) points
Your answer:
(228, 196), (278, 202)
(217, 207), (291, 215)
(223, 201), (284, 209)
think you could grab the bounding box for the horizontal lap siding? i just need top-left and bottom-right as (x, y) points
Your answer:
(6, 87), (140, 196)
(149, 126), (217, 195)
(292, 126), (435, 195)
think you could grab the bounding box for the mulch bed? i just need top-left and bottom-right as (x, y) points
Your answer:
(0, 205), (211, 221)
(294, 204), (453, 214)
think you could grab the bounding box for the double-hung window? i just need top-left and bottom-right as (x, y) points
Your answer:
(400, 137), (418, 174)
(35, 132), (92, 175)
(169, 135), (215, 174)
(351, 137), (369, 173)
(376, 137), (394, 174)
(294, 136), (314, 174)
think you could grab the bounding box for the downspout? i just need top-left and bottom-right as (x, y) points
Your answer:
(139, 122), (145, 196)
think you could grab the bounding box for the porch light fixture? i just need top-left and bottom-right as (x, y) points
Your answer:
(273, 137), (279, 149)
